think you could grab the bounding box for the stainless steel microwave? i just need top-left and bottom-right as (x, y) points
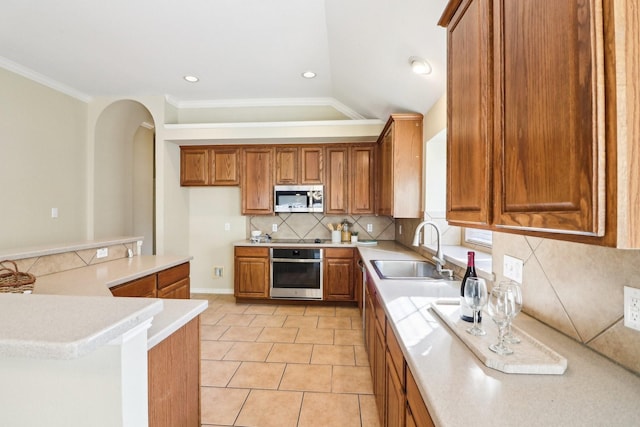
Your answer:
(274, 185), (324, 213)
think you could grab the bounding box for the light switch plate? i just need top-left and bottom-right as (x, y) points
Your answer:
(503, 255), (523, 283)
(624, 286), (640, 331)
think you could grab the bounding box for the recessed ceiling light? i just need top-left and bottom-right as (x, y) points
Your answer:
(409, 56), (432, 75)
(184, 75), (199, 83)
(301, 71), (316, 79)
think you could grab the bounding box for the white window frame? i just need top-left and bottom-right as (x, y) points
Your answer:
(463, 227), (493, 248)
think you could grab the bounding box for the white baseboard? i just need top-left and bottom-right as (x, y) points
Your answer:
(191, 287), (234, 295)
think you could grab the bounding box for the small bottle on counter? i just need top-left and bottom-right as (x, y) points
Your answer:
(460, 251), (479, 323)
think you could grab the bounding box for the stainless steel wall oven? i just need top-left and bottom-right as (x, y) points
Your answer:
(270, 248), (323, 300)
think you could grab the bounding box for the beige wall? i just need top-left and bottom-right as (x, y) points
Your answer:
(0, 68), (87, 250)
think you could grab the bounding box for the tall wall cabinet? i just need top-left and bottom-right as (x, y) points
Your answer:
(439, 0), (640, 247)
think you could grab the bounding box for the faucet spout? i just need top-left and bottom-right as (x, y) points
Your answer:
(412, 221), (453, 279)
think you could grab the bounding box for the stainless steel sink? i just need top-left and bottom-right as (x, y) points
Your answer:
(370, 260), (444, 280)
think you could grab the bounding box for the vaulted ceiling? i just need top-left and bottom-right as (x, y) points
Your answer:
(0, 0), (448, 120)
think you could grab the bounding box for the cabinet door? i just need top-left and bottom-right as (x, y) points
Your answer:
(323, 248), (354, 301)
(377, 128), (393, 216)
(325, 147), (349, 214)
(364, 285), (376, 376)
(493, 1), (605, 236)
(111, 275), (157, 298)
(180, 147), (209, 186)
(406, 367), (435, 427)
(350, 145), (375, 215)
(275, 147), (298, 184)
(210, 148), (240, 186)
(373, 316), (386, 425)
(242, 148), (274, 215)
(234, 247), (270, 298)
(444, 0), (493, 226)
(299, 147), (323, 184)
(157, 278), (190, 299)
(385, 350), (405, 427)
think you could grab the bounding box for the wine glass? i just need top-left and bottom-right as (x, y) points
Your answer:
(499, 281), (523, 344)
(487, 287), (515, 355)
(464, 277), (488, 336)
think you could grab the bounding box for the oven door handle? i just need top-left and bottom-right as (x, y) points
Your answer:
(271, 258), (322, 263)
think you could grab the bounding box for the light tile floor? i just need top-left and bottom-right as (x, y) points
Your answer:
(194, 294), (380, 427)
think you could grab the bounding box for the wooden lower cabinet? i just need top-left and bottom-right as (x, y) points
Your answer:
(148, 317), (200, 427)
(406, 368), (435, 427)
(234, 247), (270, 298)
(364, 276), (436, 427)
(324, 248), (355, 301)
(110, 263), (190, 299)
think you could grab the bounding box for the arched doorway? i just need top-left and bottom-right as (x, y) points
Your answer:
(94, 100), (155, 254)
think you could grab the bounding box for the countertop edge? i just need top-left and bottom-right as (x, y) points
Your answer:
(147, 299), (208, 350)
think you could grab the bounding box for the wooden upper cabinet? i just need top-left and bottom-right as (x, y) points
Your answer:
(439, 0), (633, 246)
(180, 146), (239, 186)
(210, 148), (240, 186)
(493, 1), (605, 236)
(376, 114), (424, 218)
(325, 147), (349, 214)
(326, 144), (376, 215)
(275, 147), (298, 184)
(350, 145), (375, 214)
(242, 147), (274, 215)
(300, 147), (323, 184)
(180, 147), (209, 186)
(442, 0), (493, 226)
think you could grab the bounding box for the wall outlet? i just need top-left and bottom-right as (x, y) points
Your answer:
(212, 266), (224, 279)
(624, 286), (640, 331)
(272, 223), (278, 232)
(366, 224), (373, 233)
(224, 222), (231, 231)
(399, 225), (403, 235)
(96, 248), (109, 259)
(51, 207), (58, 219)
(503, 255), (523, 283)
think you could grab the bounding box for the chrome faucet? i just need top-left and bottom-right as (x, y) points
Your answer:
(412, 221), (453, 279)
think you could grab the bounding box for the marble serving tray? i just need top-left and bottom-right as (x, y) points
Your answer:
(431, 302), (568, 375)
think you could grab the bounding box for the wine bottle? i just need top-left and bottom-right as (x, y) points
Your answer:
(460, 251), (479, 322)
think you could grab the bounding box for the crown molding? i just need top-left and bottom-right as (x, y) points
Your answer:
(0, 56), (92, 103)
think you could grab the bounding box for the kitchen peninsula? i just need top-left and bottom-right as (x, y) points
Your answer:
(0, 238), (207, 427)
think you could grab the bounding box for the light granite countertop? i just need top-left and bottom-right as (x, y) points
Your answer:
(33, 255), (193, 296)
(1, 254), (207, 358)
(358, 242), (640, 427)
(0, 293), (162, 359)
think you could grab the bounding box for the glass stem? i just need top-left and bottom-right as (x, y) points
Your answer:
(473, 309), (478, 329)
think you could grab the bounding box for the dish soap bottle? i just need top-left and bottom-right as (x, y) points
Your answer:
(460, 251), (479, 322)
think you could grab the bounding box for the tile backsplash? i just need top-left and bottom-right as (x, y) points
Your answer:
(248, 213), (395, 241)
(397, 217), (640, 375)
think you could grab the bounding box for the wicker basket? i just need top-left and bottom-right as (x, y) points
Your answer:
(0, 260), (36, 293)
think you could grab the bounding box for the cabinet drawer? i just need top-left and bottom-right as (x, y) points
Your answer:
(158, 263), (190, 289)
(386, 322), (405, 388)
(111, 275), (157, 297)
(235, 246), (269, 257)
(325, 248), (354, 259)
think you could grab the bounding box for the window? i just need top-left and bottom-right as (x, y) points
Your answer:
(464, 228), (493, 248)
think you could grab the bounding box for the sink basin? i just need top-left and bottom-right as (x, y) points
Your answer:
(371, 260), (444, 280)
